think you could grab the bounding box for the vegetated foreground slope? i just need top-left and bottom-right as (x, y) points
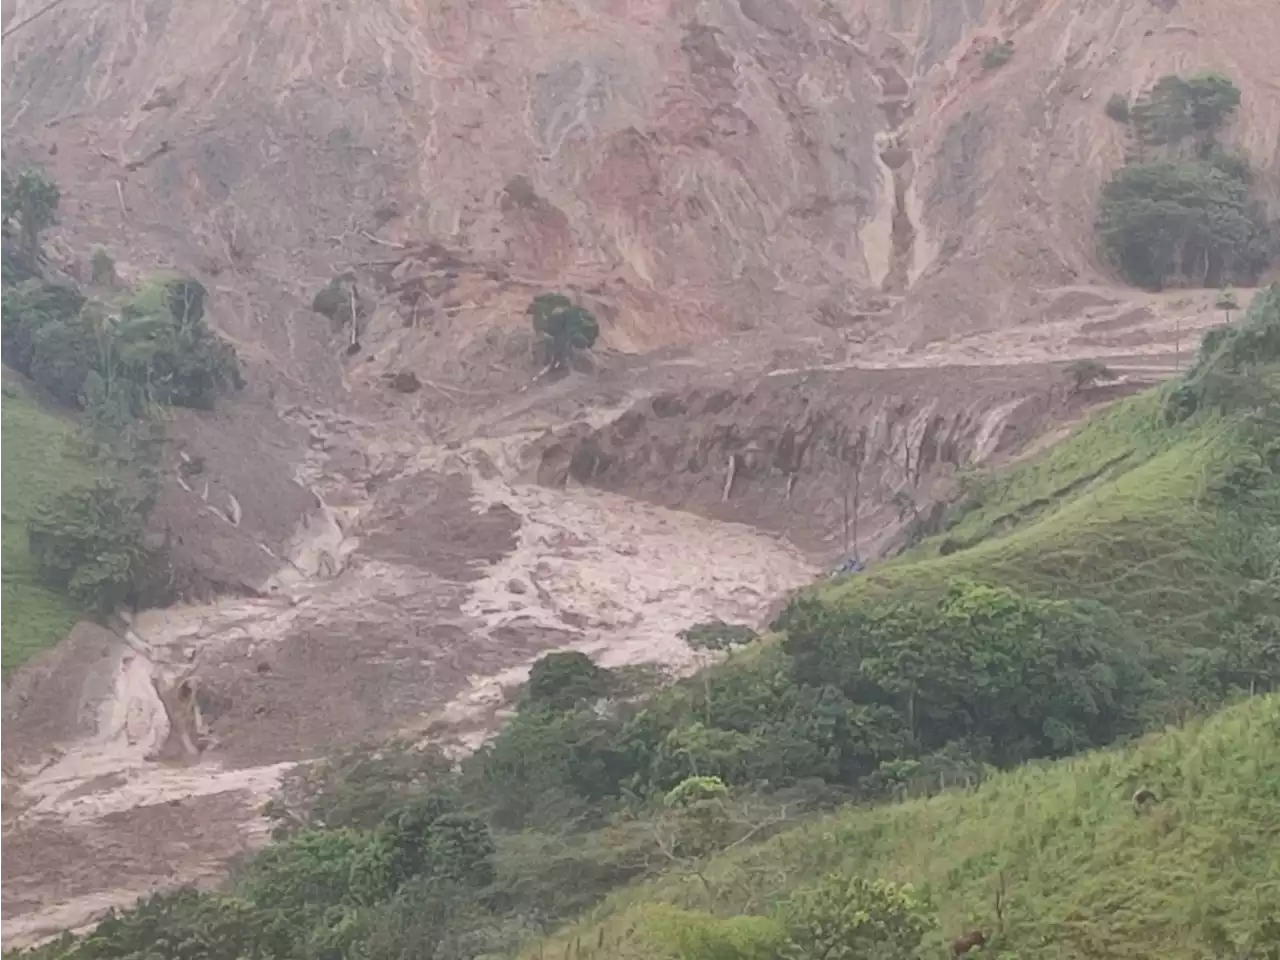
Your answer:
(540, 694), (1280, 960)
(11, 292), (1278, 960)
(525, 295), (1280, 959)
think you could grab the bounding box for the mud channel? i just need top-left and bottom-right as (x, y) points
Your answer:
(1, 402), (817, 949)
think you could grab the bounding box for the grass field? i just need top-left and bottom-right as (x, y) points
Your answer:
(817, 380), (1278, 653)
(1, 380), (89, 673)
(535, 694), (1280, 959)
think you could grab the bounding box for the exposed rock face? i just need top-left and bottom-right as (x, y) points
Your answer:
(5, 0), (1277, 392)
(534, 363), (1078, 556)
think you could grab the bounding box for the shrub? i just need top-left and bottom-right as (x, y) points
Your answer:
(1098, 74), (1271, 290)
(118, 276), (244, 410)
(1065, 358), (1116, 391)
(528, 293), (599, 372)
(679, 621), (759, 653)
(376, 801), (496, 889)
(783, 874), (936, 960)
(90, 248), (117, 286)
(779, 579), (1146, 765)
(1, 279), (86, 376)
(982, 41), (1013, 70)
(1105, 93), (1131, 123)
(2, 275), (242, 413)
(638, 905), (787, 960)
(2, 167), (59, 266)
(1131, 72), (1241, 150)
(659, 776), (733, 859)
(525, 650), (609, 710)
(311, 273), (366, 329)
(75, 888), (290, 960)
(27, 478), (148, 612)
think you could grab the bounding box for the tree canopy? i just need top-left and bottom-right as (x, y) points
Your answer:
(528, 293), (600, 372)
(1096, 158), (1271, 289)
(1130, 72), (1241, 151)
(1097, 72), (1273, 290)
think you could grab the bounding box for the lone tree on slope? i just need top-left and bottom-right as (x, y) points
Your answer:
(1065, 358), (1116, 392)
(3, 167), (60, 267)
(527, 293), (599, 374)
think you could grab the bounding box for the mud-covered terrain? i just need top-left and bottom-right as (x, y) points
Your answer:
(3, 0), (1277, 947)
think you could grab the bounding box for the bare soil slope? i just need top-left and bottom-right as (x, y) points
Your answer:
(4, 0), (1276, 373)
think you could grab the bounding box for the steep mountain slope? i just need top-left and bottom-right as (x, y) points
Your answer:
(4, 0), (1280, 949)
(3, 0), (1277, 375)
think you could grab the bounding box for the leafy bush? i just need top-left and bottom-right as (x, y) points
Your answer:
(525, 650), (609, 710)
(268, 740), (459, 834)
(311, 273), (366, 329)
(528, 293), (599, 372)
(2, 275), (242, 413)
(2, 167), (59, 266)
(90, 248), (116, 286)
(115, 277), (244, 410)
(56, 888), (291, 960)
(779, 579), (1146, 765)
(375, 802), (496, 889)
(1105, 93), (1131, 123)
(783, 874), (935, 960)
(1, 280), (86, 378)
(679, 621), (759, 653)
(1097, 73), (1272, 290)
(1064, 358), (1116, 391)
(1131, 72), (1241, 150)
(982, 41), (1013, 70)
(27, 479), (148, 612)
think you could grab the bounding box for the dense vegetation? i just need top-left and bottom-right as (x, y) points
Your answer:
(2, 272), (243, 414)
(1, 165), (243, 658)
(1096, 73), (1274, 289)
(14, 286), (1278, 958)
(540, 695), (1280, 960)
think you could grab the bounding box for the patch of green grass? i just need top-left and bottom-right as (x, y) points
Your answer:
(2, 380), (90, 673)
(817, 386), (1274, 649)
(532, 694), (1280, 959)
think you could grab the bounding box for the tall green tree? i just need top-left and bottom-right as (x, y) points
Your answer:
(1096, 159), (1271, 289)
(3, 168), (60, 266)
(27, 479), (149, 612)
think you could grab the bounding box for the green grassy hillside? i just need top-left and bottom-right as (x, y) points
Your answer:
(821, 360), (1277, 654)
(535, 694), (1280, 960)
(1, 379), (90, 672)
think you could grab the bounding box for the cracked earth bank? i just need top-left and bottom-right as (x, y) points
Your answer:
(0, 398), (817, 949)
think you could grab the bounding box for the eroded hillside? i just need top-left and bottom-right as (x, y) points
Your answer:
(3, 0), (1279, 948)
(4, 0), (1277, 374)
